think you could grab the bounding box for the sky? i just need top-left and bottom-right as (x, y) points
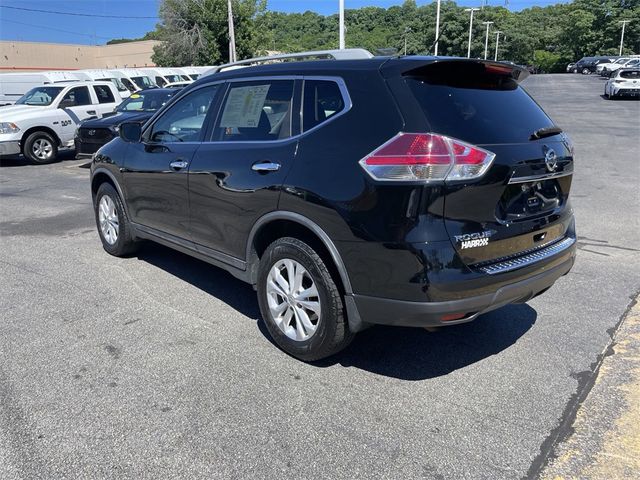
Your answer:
(0, 0), (571, 46)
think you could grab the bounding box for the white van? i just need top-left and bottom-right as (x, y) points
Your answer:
(108, 68), (156, 92)
(106, 69), (139, 93)
(73, 69), (131, 99)
(139, 68), (184, 88)
(0, 71), (79, 106)
(173, 67), (201, 81)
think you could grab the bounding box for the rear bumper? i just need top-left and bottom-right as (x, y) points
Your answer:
(353, 252), (574, 328)
(612, 88), (640, 97)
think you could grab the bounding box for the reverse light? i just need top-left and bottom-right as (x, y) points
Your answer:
(359, 133), (495, 182)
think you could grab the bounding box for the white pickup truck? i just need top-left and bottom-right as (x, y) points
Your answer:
(0, 81), (121, 163)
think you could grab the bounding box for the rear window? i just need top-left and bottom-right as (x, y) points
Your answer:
(405, 63), (554, 144)
(93, 85), (115, 104)
(620, 70), (640, 79)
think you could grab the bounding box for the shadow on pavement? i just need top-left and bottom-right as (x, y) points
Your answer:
(136, 241), (537, 381)
(0, 150), (77, 167)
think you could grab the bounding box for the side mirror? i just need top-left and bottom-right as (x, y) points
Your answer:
(119, 122), (142, 143)
(58, 99), (75, 109)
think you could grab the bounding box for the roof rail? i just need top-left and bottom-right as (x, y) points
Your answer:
(202, 48), (374, 76)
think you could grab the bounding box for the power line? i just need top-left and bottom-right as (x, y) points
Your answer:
(0, 18), (112, 40)
(0, 5), (159, 19)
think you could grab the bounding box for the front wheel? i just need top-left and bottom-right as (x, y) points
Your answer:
(257, 237), (354, 361)
(582, 68), (590, 75)
(23, 131), (58, 164)
(94, 183), (138, 257)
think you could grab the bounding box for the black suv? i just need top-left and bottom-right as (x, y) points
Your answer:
(90, 54), (576, 361)
(76, 88), (179, 157)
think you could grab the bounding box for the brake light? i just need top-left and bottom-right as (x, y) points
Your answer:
(359, 133), (495, 182)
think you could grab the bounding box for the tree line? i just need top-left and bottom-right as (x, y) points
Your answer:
(124, 0), (640, 73)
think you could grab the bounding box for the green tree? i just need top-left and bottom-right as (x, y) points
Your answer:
(152, 0), (267, 67)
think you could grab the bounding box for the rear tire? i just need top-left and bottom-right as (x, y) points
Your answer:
(257, 237), (354, 361)
(94, 183), (138, 257)
(23, 131), (58, 164)
(582, 68), (590, 75)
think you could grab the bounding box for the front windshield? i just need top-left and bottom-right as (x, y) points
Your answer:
(615, 58), (629, 64)
(99, 77), (127, 92)
(16, 86), (64, 106)
(116, 90), (177, 112)
(131, 76), (154, 89)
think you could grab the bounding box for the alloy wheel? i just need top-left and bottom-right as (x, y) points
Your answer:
(98, 195), (119, 245)
(32, 138), (53, 161)
(266, 259), (321, 341)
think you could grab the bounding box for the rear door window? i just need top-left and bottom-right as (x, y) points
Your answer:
(214, 80), (294, 142)
(61, 86), (92, 106)
(93, 85), (115, 104)
(405, 64), (554, 144)
(303, 79), (346, 132)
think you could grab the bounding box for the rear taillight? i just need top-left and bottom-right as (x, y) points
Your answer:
(359, 133), (495, 182)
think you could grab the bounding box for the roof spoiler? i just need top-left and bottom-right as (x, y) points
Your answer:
(383, 57), (530, 83)
(202, 48), (374, 77)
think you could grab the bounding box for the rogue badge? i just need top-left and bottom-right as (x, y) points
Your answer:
(455, 230), (496, 249)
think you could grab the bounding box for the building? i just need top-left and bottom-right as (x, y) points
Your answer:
(0, 40), (162, 72)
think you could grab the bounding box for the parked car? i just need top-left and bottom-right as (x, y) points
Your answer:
(573, 57), (594, 74)
(604, 68), (640, 99)
(0, 81), (121, 163)
(597, 57), (629, 75)
(0, 71), (80, 106)
(75, 88), (180, 158)
(602, 58), (640, 77)
(579, 56), (617, 74)
(89, 51), (576, 360)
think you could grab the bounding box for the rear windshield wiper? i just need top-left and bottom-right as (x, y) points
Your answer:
(530, 126), (563, 140)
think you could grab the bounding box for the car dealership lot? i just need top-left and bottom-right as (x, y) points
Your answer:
(1, 74), (638, 479)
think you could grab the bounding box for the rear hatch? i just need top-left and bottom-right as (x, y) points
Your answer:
(398, 60), (574, 267)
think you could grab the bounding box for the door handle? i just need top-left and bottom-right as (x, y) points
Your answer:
(251, 161), (281, 172)
(86, 110), (96, 115)
(170, 160), (189, 171)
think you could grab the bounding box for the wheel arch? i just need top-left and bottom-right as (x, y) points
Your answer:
(91, 168), (131, 218)
(20, 126), (62, 150)
(246, 212), (353, 296)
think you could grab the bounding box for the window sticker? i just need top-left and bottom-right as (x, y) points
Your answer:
(220, 84), (270, 128)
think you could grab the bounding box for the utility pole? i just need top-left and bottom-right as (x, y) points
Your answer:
(434, 0), (441, 56)
(403, 27), (411, 55)
(619, 20), (631, 56)
(339, 0), (345, 49)
(494, 30), (503, 61)
(482, 21), (494, 60)
(227, 0), (237, 63)
(465, 8), (480, 58)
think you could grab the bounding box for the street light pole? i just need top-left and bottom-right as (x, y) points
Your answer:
(619, 20), (631, 56)
(403, 27), (411, 55)
(434, 0), (441, 56)
(339, 0), (345, 50)
(494, 30), (503, 61)
(482, 21), (494, 60)
(465, 8), (480, 58)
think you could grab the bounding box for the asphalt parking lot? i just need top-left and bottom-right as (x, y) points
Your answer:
(1, 73), (639, 479)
